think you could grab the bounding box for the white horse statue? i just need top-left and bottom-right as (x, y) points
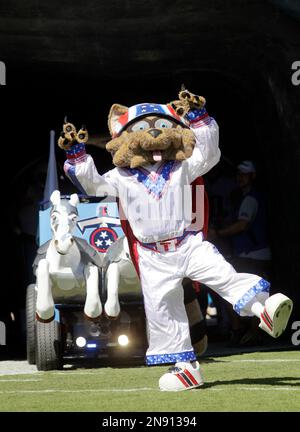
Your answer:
(34, 190), (103, 322)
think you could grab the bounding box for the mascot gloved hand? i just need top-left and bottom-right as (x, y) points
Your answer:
(170, 85), (206, 120)
(57, 117), (89, 150)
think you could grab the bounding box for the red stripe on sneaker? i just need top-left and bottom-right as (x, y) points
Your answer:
(262, 310), (273, 327)
(175, 373), (189, 388)
(264, 309), (273, 324)
(261, 312), (273, 331)
(184, 369), (199, 386)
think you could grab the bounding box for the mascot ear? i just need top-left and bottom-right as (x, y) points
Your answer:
(69, 193), (79, 208)
(108, 104), (128, 137)
(50, 190), (61, 206)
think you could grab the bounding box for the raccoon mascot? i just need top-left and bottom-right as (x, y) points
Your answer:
(59, 88), (293, 391)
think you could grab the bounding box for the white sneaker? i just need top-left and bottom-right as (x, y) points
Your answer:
(259, 293), (293, 338)
(159, 361), (204, 392)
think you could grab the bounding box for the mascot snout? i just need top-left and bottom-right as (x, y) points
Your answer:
(147, 129), (162, 138)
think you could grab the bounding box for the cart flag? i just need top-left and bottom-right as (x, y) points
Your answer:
(43, 130), (59, 204)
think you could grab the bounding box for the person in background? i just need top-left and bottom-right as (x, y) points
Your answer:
(216, 160), (271, 267)
(211, 160), (272, 345)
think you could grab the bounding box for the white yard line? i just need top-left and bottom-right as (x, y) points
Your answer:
(210, 386), (300, 391)
(50, 371), (107, 375)
(0, 386), (299, 394)
(0, 388), (156, 394)
(223, 359), (300, 363)
(0, 379), (41, 382)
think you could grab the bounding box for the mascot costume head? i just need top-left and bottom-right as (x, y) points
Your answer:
(105, 86), (206, 169)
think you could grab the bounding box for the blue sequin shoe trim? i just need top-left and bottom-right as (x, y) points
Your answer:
(146, 350), (196, 365)
(233, 278), (270, 315)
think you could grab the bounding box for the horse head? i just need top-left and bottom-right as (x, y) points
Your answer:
(50, 190), (79, 255)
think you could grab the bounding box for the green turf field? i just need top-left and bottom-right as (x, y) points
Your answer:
(0, 350), (299, 412)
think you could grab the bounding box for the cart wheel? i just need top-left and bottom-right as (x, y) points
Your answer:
(26, 284), (37, 365)
(35, 319), (63, 371)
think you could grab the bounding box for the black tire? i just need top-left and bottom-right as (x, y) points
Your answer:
(35, 319), (63, 371)
(26, 284), (37, 365)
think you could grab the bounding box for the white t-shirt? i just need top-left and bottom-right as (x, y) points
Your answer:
(238, 195), (271, 260)
(238, 195), (258, 223)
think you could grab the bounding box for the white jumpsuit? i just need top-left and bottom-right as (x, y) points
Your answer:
(64, 115), (270, 365)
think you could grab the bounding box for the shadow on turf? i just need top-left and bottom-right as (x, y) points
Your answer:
(60, 356), (224, 371)
(202, 376), (300, 389)
(200, 357), (226, 364)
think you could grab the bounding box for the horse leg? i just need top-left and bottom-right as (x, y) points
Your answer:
(84, 264), (102, 320)
(36, 259), (55, 322)
(104, 262), (120, 319)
